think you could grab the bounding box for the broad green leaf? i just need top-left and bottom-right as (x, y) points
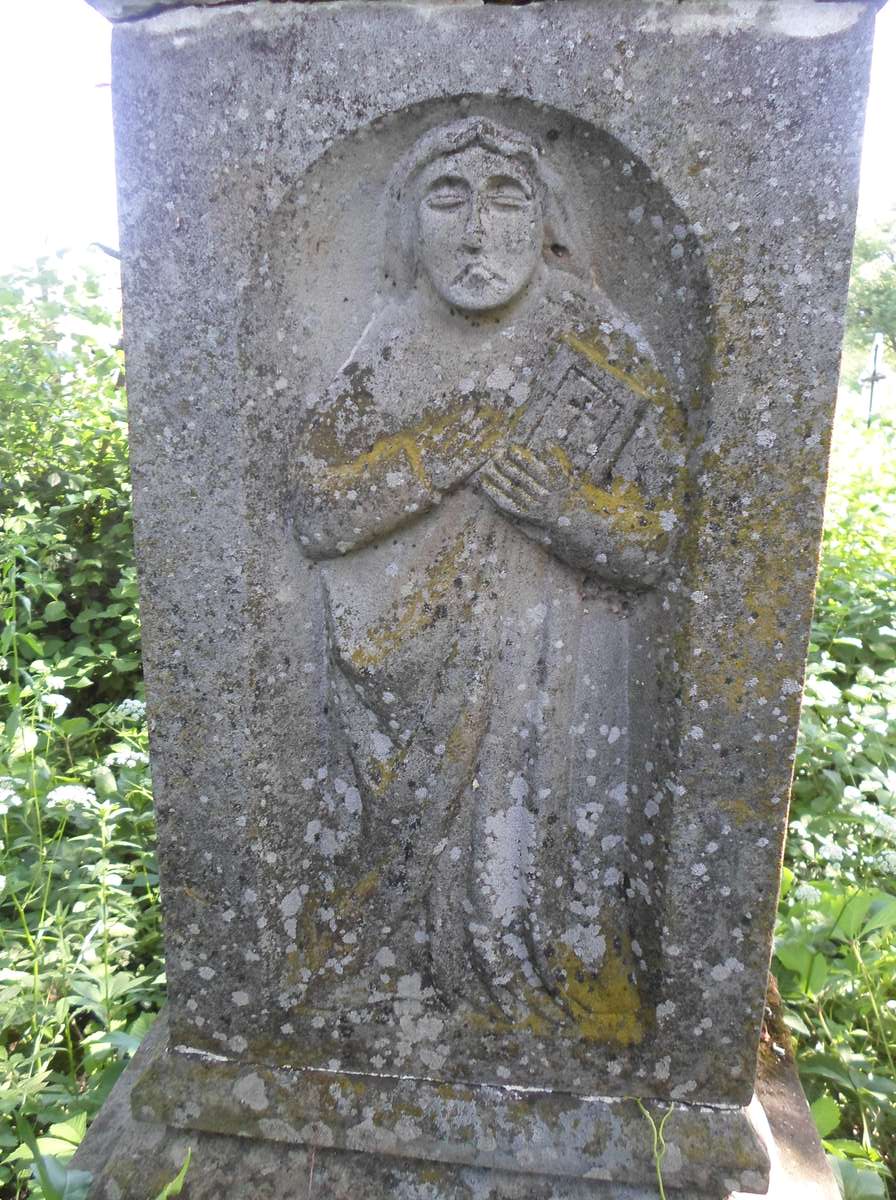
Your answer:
(811, 1094), (841, 1138)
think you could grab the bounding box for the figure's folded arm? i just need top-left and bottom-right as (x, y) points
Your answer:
(294, 448), (436, 560)
(294, 373), (521, 559)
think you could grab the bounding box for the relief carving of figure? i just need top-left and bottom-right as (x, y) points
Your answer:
(292, 119), (688, 1043)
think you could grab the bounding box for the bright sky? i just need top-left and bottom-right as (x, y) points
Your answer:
(0, 0), (894, 273)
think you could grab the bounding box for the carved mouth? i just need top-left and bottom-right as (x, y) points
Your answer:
(454, 263), (505, 287)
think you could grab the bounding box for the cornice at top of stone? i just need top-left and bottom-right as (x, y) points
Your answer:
(86, 0), (483, 20)
(82, 0), (887, 23)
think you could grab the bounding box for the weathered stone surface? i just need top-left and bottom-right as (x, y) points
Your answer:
(80, 0), (878, 1194)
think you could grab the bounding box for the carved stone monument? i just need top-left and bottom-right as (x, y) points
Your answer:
(75, 1), (882, 1196)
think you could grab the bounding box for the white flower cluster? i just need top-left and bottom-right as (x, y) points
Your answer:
(792, 883), (822, 904)
(104, 749), (150, 770)
(111, 698), (146, 724)
(45, 784), (98, 811)
(0, 780), (22, 815)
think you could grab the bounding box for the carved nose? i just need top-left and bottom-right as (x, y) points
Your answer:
(462, 203), (484, 251)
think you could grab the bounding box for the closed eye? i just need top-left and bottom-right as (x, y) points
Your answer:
(486, 175), (531, 210)
(488, 193), (530, 210)
(426, 191), (467, 210)
(425, 176), (469, 211)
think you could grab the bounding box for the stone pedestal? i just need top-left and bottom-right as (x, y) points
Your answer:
(75, 1013), (837, 1199)
(75, 0), (879, 1195)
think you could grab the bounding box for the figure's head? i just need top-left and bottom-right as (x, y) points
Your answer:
(385, 118), (584, 315)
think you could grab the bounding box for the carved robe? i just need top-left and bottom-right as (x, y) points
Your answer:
(293, 277), (686, 1032)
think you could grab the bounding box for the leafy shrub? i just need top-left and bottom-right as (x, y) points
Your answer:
(775, 407), (896, 1198)
(0, 259), (164, 1198)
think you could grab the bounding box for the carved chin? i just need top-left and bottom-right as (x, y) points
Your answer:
(441, 279), (525, 314)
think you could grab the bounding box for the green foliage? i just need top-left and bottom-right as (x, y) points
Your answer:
(634, 1101), (674, 1200)
(847, 216), (896, 363)
(0, 259), (164, 1199)
(774, 408), (896, 1197)
(152, 1152), (191, 1200)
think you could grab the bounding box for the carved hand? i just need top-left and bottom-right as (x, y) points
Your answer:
(477, 445), (568, 528)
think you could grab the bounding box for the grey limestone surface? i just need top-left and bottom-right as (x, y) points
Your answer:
(81, 0), (879, 1194)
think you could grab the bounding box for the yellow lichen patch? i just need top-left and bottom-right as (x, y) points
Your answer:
(341, 868), (381, 910)
(560, 328), (676, 402)
(332, 1075), (368, 1099)
(331, 430), (430, 488)
(297, 908), (337, 977)
(553, 940), (646, 1047)
(325, 402), (520, 491)
(436, 1082), (474, 1103)
(516, 1004), (554, 1039)
(370, 746), (407, 797)
(547, 445), (667, 541)
(371, 1101), (425, 1127)
(419, 1168), (446, 1185)
(444, 703), (483, 766)
(719, 796), (761, 825)
(349, 530), (470, 670)
(295, 869), (381, 977)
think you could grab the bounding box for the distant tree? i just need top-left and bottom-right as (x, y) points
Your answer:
(847, 215), (896, 361)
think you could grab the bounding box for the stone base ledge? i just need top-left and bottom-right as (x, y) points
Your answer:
(73, 1014), (840, 1200)
(122, 1015), (768, 1196)
(73, 1012), (844, 1200)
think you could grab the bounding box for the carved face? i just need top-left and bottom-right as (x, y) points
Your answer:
(417, 146), (543, 313)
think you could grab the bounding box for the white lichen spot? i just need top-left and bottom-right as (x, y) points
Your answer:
(609, 782), (628, 805)
(486, 365), (515, 391)
(710, 957), (745, 983)
(280, 888), (303, 919)
(659, 510), (677, 531)
(233, 1072), (268, 1112)
(482, 800), (534, 926)
(370, 730), (394, 762)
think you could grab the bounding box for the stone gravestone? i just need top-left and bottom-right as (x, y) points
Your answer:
(74, 1), (881, 1197)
